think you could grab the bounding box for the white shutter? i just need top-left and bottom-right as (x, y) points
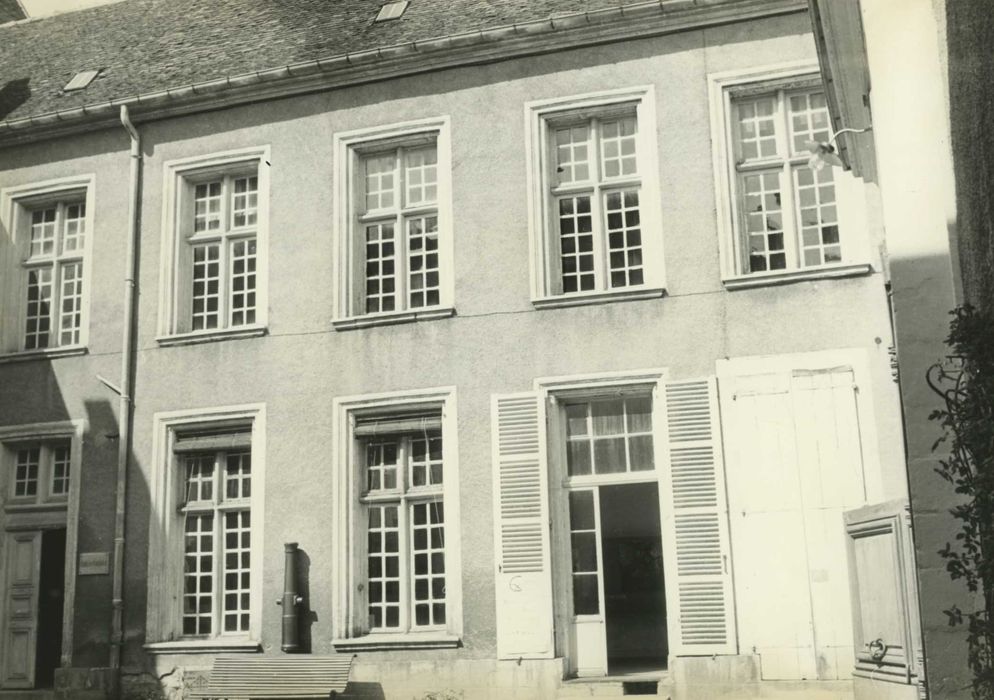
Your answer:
(661, 378), (737, 655)
(491, 392), (554, 659)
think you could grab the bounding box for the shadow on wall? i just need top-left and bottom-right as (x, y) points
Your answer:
(0, 78), (30, 120)
(296, 546), (317, 653)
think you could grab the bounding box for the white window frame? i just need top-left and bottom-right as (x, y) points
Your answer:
(332, 117), (455, 330)
(0, 420), (85, 671)
(144, 404), (266, 654)
(0, 175), (95, 359)
(525, 86), (666, 309)
(708, 61), (874, 289)
(330, 386), (462, 650)
(158, 147), (270, 345)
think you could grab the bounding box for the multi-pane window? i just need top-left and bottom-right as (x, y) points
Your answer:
(359, 425), (446, 632)
(357, 143), (441, 314)
(178, 445), (252, 637)
(549, 114), (644, 294)
(185, 173), (258, 331)
(564, 397), (654, 476)
(732, 86), (841, 274)
(21, 200), (86, 350)
(9, 441), (71, 501)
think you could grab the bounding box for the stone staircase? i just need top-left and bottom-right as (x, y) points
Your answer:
(557, 675), (673, 698)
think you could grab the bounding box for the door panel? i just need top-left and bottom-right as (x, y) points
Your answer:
(2, 531), (42, 689)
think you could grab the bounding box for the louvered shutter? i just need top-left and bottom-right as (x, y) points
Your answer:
(660, 378), (737, 655)
(491, 392), (554, 659)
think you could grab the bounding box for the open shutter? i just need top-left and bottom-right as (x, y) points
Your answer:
(491, 392), (554, 659)
(661, 378), (737, 655)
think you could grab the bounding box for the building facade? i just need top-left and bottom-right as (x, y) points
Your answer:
(0, 1), (924, 698)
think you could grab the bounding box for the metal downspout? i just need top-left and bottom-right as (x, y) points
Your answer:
(111, 105), (140, 690)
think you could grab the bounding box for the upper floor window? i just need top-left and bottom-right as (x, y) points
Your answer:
(333, 118), (454, 329)
(7, 440), (71, 503)
(0, 177), (93, 355)
(525, 87), (665, 307)
(709, 66), (873, 286)
(159, 148), (269, 342)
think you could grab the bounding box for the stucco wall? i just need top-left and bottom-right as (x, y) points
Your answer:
(0, 9), (908, 697)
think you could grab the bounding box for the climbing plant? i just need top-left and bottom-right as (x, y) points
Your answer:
(928, 304), (994, 698)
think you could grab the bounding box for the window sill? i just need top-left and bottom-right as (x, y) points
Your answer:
(0, 346), (87, 364)
(332, 633), (461, 652)
(722, 263), (874, 290)
(156, 325), (267, 347)
(532, 286), (665, 310)
(332, 307), (455, 331)
(4, 500), (68, 514)
(143, 639), (261, 655)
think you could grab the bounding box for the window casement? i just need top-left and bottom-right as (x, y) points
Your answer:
(333, 117), (455, 330)
(0, 177), (94, 356)
(331, 388), (461, 650)
(709, 65), (873, 287)
(525, 87), (665, 308)
(7, 440), (72, 504)
(145, 406), (265, 653)
(159, 148), (269, 344)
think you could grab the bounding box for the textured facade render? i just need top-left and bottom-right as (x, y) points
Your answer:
(0, 1), (928, 699)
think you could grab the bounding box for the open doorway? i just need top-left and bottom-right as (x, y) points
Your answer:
(600, 483), (666, 674)
(35, 528), (66, 687)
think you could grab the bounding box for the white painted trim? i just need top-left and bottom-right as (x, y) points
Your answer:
(534, 367), (668, 393)
(146, 404), (266, 644)
(0, 419), (85, 675)
(158, 146), (271, 339)
(524, 85), (665, 303)
(0, 175), (95, 355)
(722, 262), (873, 289)
(330, 386), (462, 643)
(142, 640), (261, 655)
(707, 61), (876, 283)
(331, 306), (454, 331)
(155, 324), (267, 347)
(331, 116), (455, 323)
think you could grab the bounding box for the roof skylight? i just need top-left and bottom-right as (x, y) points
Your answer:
(63, 69), (100, 92)
(375, 0), (409, 22)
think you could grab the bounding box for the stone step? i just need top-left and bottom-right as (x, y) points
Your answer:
(557, 679), (673, 698)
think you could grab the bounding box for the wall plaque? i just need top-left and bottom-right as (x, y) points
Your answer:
(78, 552), (110, 576)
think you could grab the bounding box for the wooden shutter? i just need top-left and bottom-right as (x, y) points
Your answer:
(660, 378), (737, 655)
(1, 531), (42, 688)
(491, 392), (554, 659)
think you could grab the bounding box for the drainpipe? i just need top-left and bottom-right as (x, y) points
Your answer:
(110, 105), (141, 690)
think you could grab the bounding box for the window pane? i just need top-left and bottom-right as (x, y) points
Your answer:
(605, 188), (643, 288)
(191, 243), (221, 330)
(410, 433), (443, 487)
(13, 447), (40, 497)
(626, 396), (653, 433)
(742, 171), (786, 273)
(591, 400), (625, 436)
(408, 216), (440, 309)
(571, 531), (598, 573)
(559, 196), (595, 293)
(593, 437), (627, 474)
(52, 444), (71, 495)
(737, 97), (778, 161)
(62, 203), (86, 253)
(229, 238), (257, 327)
(411, 501), (445, 628)
(566, 404), (588, 437)
(183, 513), (214, 636)
(568, 490), (595, 531)
(601, 117), (638, 178)
(185, 455), (215, 503)
(405, 147), (438, 205)
(24, 267), (53, 350)
(225, 452), (251, 500)
(788, 91), (831, 155)
(567, 440), (592, 476)
(368, 504), (401, 629)
(365, 223), (396, 313)
(629, 435), (655, 471)
(29, 207), (56, 257)
(365, 154), (396, 211)
(58, 262), (84, 346)
(366, 441), (398, 492)
(222, 510), (251, 633)
(194, 181), (223, 233)
(231, 176), (258, 228)
(794, 166), (841, 268)
(555, 126), (590, 185)
(573, 574), (600, 615)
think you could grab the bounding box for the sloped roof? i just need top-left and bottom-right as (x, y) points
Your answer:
(0, 0), (806, 140)
(0, 0), (24, 24)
